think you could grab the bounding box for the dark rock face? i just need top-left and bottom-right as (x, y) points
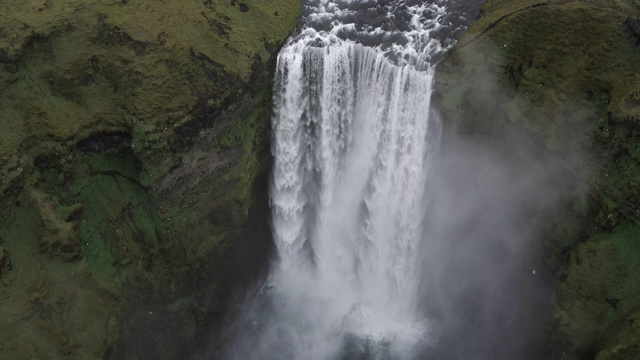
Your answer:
(435, 1), (640, 359)
(0, 1), (301, 358)
(627, 17), (640, 45)
(0, 247), (10, 277)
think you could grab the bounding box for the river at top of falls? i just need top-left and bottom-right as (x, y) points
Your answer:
(230, 1), (470, 359)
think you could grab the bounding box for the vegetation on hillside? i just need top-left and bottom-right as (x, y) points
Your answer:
(436, 1), (640, 358)
(0, 0), (300, 358)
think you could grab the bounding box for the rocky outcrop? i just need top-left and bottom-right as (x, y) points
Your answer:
(436, 1), (640, 359)
(0, 246), (10, 278)
(627, 16), (640, 45)
(0, 1), (300, 359)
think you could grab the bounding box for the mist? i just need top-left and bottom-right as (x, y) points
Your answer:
(411, 33), (590, 358)
(416, 120), (582, 359)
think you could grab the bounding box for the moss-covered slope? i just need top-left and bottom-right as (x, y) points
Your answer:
(0, 1), (300, 359)
(435, 1), (640, 358)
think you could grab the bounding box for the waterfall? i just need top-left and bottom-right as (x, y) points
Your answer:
(225, 1), (467, 359)
(270, 42), (437, 358)
(265, 1), (448, 359)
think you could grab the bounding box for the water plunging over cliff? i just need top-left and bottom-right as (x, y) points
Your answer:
(264, 1), (453, 358)
(220, 2), (562, 359)
(270, 42), (436, 358)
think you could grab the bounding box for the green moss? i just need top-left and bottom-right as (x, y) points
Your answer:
(218, 103), (267, 202)
(0, 189), (125, 359)
(555, 223), (640, 355)
(75, 176), (122, 290)
(0, 142), (167, 356)
(51, 150), (160, 291)
(164, 87), (272, 262)
(83, 152), (139, 180)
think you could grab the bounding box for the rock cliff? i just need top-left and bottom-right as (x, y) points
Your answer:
(0, 1), (300, 358)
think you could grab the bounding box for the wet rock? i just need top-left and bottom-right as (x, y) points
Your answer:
(627, 17), (640, 45)
(0, 246), (11, 277)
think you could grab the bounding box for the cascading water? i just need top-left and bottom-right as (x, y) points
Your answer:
(270, 1), (447, 358)
(271, 42), (437, 358)
(224, 1), (477, 359)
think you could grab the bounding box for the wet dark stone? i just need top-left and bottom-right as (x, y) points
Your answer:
(0, 48), (10, 63)
(81, 74), (94, 86)
(76, 131), (132, 154)
(131, 40), (148, 55)
(627, 17), (640, 45)
(0, 248), (11, 277)
(239, 3), (249, 12)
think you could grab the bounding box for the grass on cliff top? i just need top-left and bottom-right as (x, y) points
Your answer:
(464, 0), (640, 45)
(0, 0), (299, 80)
(439, 0), (640, 165)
